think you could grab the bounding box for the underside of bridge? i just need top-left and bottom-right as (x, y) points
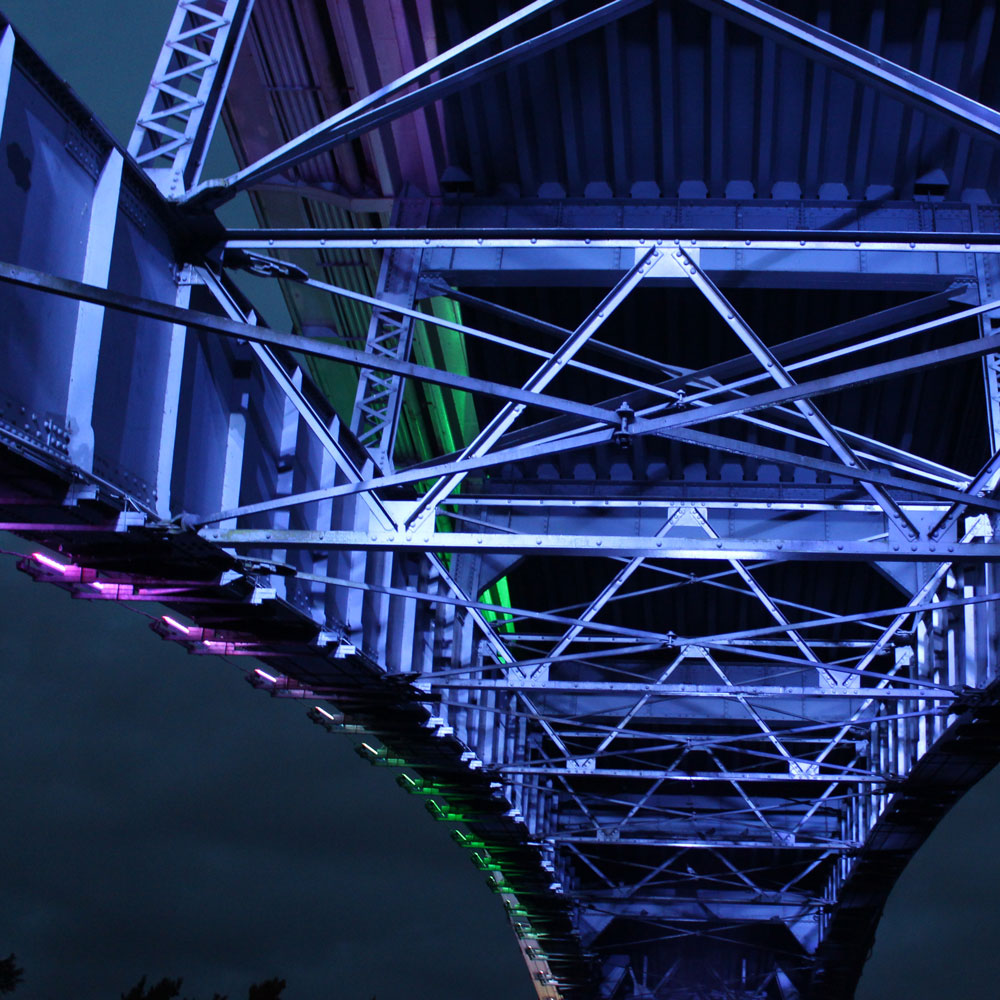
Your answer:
(4, 1), (1000, 997)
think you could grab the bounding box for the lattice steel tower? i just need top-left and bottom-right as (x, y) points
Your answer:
(3, 1), (1000, 997)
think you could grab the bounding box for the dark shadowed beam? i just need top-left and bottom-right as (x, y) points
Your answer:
(687, 0), (1000, 146)
(428, 283), (682, 377)
(635, 318), (1000, 435)
(657, 286), (965, 393)
(185, 0), (653, 206)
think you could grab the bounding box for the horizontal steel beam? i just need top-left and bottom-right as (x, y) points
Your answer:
(432, 680), (955, 701)
(449, 498), (950, 512)
(223, 227), (1000, 253)
(548, 834), (855, 850)
(499, 766), (888, 783)
(198, 527), (1000, 562)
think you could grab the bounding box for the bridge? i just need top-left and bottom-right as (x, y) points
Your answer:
(2, 2), (1000, 998)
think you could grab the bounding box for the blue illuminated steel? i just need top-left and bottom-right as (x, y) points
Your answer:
(4, 2), (1000, 999)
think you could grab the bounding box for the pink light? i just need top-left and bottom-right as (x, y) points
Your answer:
(90, 581), (114, 592)
(162, 615), (191, 634)
(315, 707), (336, 721)
(32, 552), (73, 574)
(254, 668), (279, 683)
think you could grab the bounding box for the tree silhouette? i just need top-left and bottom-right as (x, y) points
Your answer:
(0, 954), (24, 995)
(118, 975), (283, 1000)
(120, 976), (184, 1000)
(247, 978), (285, 1000)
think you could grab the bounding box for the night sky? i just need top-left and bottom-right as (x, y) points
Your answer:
(2, 2), (1000, 998)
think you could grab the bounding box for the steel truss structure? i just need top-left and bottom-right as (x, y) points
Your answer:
(4, 1), (1000, 998)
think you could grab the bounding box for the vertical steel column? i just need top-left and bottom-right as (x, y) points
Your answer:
(65, 150), (124, 472)
(973, 206), (1000, 452)
(350, 199), (426, 472)
(0, 26), (14, 135)
(155, 277), (192, 518)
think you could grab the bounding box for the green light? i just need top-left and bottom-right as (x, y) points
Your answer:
(451, 830), (487, 849)
(425, 800), (466, 822)
(397, 297), (477, 465)
(470, 852), (503, 872)
(479, 575), (515, 634)
(396, 774), (449, 795)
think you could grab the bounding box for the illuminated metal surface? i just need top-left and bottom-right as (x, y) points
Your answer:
(4, 2), (1000, 999)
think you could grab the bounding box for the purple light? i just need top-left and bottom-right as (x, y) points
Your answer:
(162, 615), (191, 634)
(254, 668), (279, 683)
(90, 581), (114, 592)
(315, 707), (336, 721)
(32, 552), (73, 574)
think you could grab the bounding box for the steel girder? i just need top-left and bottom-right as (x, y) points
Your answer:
(128, 0), (256, 198)
(4, 3), (1000, 1000)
